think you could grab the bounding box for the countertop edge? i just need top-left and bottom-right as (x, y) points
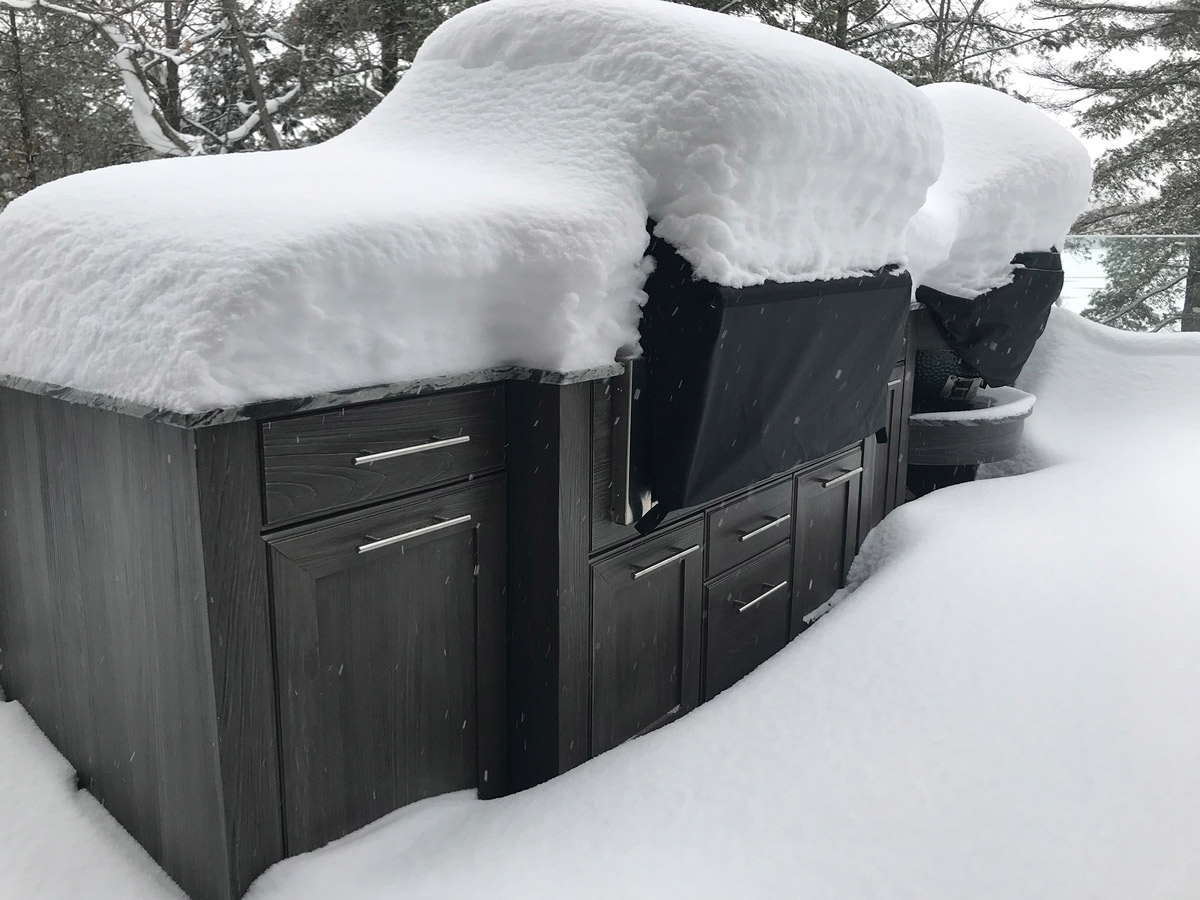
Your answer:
(0, 363), (625, 429)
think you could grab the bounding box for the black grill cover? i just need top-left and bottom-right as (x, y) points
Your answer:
(916, 249), (1064, 388)
(636, 235), (910, 531)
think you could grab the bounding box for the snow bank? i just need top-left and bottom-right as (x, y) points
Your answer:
(0, 701), (186, 900)
(0, 0), (940, 412)
(906, 83), (1092, 298)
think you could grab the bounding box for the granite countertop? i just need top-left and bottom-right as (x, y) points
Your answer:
(0, 363), (624, 429)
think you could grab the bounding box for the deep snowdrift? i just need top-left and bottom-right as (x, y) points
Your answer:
(906, 83), (1093, 298)
(3, 311), (1197, 900)
(0, 0), (941, 412)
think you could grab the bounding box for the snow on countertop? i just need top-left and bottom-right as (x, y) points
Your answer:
(910, 385), (1036, 425)
(2, 311), (1199, 900)
(0, 0), (941, 413)
(905, 83), (1093, 299)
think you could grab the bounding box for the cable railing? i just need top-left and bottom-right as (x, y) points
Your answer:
(1061, 235), (1200, 334)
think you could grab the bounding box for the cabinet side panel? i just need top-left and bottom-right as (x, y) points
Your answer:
(0, 387), (232, 900)
(506, 381), (591, 790)
(195, 422), (285, 891)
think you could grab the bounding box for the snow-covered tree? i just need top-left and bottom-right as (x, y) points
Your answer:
(0, 0), (302, 156)
(1035, 0), (1200, 329)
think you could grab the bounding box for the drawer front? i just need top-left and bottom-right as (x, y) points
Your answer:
(262, 387), (504, 526)
(706, 477), (792, 578)
(704, 542), (791, 701)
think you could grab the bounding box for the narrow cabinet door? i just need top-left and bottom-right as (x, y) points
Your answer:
(268, 476), (505, 854)
(792, 449), (862, 636)
(590, 520), (704, 756)
(861, 362), (906, 543)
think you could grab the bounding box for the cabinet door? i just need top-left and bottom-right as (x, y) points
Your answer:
(269, 476), (505, 853)
(792, 449), (862, 636)
(861, 362), (905, 545)
(590, 520), (704, 756)
(883, 361), (908, 517)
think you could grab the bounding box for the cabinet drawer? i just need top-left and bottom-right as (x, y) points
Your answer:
(261, 386), (504, 526)
(704, 543), (791, 701)
(706, 478), (792, 578)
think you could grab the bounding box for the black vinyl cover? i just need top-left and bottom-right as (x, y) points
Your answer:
(637, 235), (910, 531)
(916, 249), (1064, 388)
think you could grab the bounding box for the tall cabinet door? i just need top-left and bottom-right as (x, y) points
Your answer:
(792, 449), (862, 636)
(861, 362), (906, 545)
(590, 520), (704, 756)
(268, 476), (505, 854)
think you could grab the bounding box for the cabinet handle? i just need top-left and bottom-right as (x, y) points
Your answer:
(355, 434), (470, 465)
(358, 514), (472, 554)
(735, 581), (789, 614)
(887, 378), (904, 389)
(631, 544), (700, 580)
(738, 514), (791, 543)
(820, 466), (863, 490)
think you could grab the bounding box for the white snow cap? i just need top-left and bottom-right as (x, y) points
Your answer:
(0, 0), (940, 412)
(906, 82), (1093, 298)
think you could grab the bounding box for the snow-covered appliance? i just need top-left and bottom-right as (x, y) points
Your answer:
(914, 248), (1064, 405)
(627, 234), (911, 533)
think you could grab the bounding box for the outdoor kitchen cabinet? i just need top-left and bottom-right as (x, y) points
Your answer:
(0, 382), (511, 900)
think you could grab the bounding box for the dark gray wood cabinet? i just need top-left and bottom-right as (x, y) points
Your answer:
(268, 476), (506, 853)
(590, 519), (704, 754)
(792, 447), (863, 635)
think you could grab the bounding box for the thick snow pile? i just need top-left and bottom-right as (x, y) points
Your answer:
(906, 83), (1093, 298)
(0, 0), (939, 412)
(1, 311), (1197, 899)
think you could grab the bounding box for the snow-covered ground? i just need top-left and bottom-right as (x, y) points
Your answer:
(3, 307), (1198, 899)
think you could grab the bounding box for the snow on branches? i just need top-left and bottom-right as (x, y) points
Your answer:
(0, 0), (304, 155)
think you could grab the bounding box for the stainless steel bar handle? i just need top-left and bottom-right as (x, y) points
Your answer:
(358, 514), (472, 554)
(887, 378), (904, 389)
(735, 580), (789, 614)
(738, 514), (792, 543)
(631, 544), (700, 580)
(821, 466), (864, 490)
(355, 434), (470, 466)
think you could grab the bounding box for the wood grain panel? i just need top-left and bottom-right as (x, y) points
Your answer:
(194, 422), (285, 887)
(792, 446), (862, 637)
(505, 381), (592, 790)
(261, 386), (504, 527)
(705, 478), (792, 578)
(269, 476), (506, 853)
(590, 519), (703, 755)
(0, 387), (233, 900)
(703, 543), (791, 701)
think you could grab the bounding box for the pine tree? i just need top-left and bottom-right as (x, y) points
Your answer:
(1035, 0), (1200, 329)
